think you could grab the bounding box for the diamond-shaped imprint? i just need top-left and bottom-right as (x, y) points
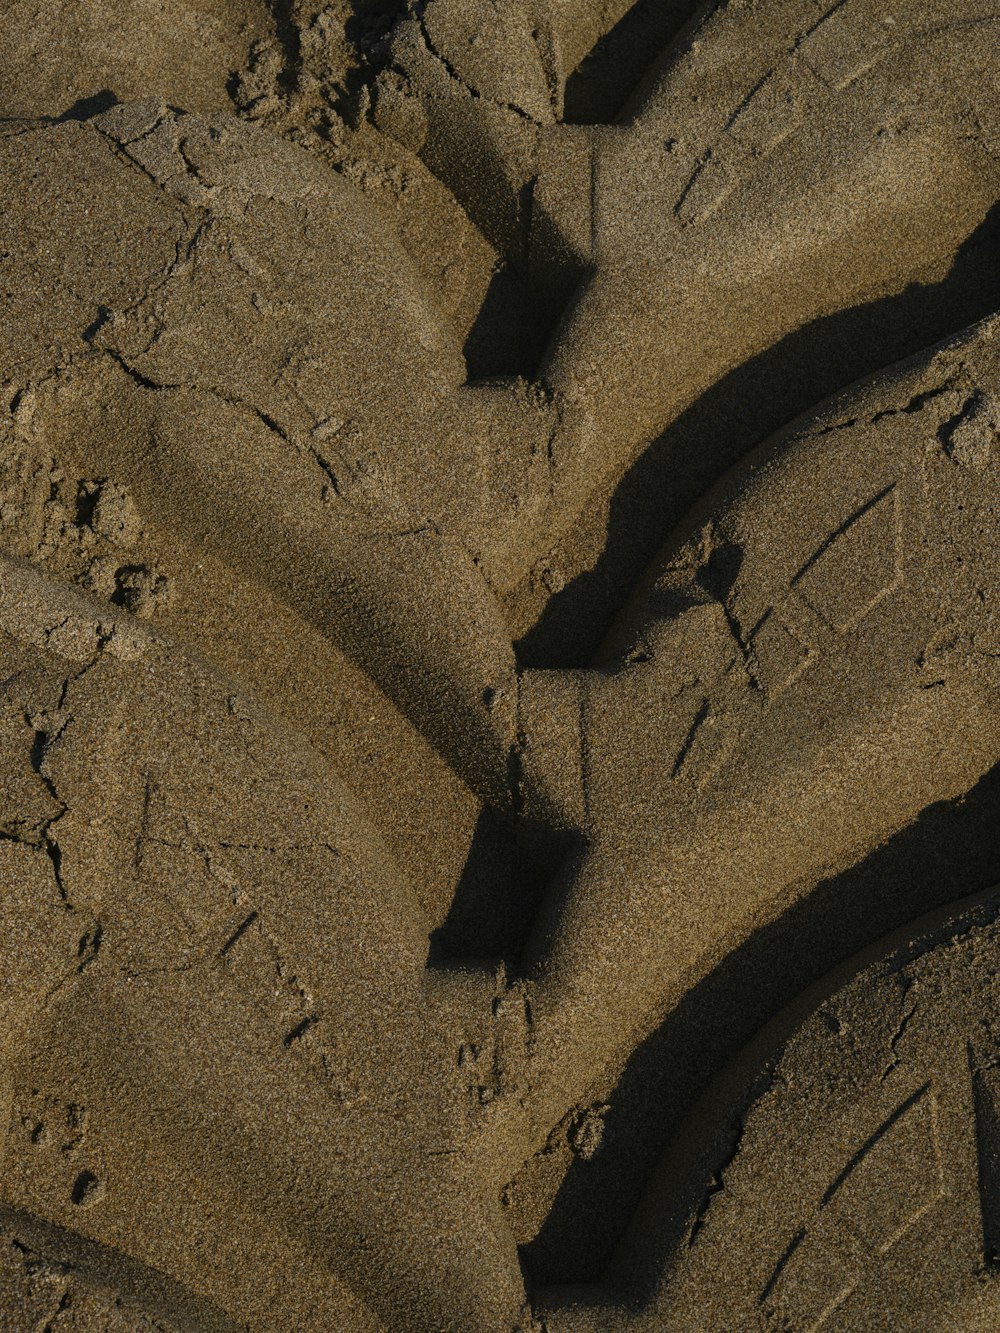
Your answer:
(762, 1224), (858, 1333)
(676, 151), (732, 224)
(671, 699), (740, 789)
(797, 2), (895, 90)
(824, 1086), (943, 1254)
(791, 485), (901, 632)
(727, 72), (802, 155)
(749, 610), (813, 699)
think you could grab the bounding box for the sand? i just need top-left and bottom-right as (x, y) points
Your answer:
(0, 1), (999, 1329)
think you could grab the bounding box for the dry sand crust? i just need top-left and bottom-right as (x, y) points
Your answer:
(0, 1), (999, 1330)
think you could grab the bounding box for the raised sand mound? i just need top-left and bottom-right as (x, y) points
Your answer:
(1, 1), (999, 1329)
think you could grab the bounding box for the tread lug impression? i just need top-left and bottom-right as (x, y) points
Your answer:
(1, 1), (999, 1328)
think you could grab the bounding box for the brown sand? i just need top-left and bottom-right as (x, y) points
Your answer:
(0, 2), (999, 1329)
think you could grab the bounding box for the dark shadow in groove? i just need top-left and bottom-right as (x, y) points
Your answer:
(516, 758), (1000, 1287)
(338, 0), (411, 106)
(266, 0), (303, 93)
(344, 0), (411, 58)
(562, 0), (702, 125)
(419, 129), (583, 383)
(427, 808), (581, 968)
(515, 201), (1000, 668)
(464, 256), (587, 382)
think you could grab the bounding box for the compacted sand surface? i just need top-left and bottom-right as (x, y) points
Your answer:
(1, 2), (1000, 1329)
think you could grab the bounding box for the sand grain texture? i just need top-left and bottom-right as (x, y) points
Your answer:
(1, 1), (1000, 1329)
